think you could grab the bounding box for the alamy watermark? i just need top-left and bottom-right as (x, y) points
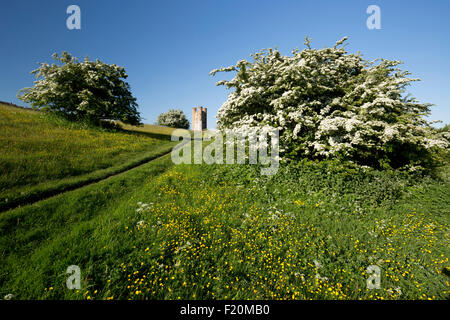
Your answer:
(66, 5), (81, 30)
(366, 5), (381, 30)
(66, 265), (81, 290)
(366, 265), (381, 289)
(64, 5), (380, 32)
(171, 128), (280, 176)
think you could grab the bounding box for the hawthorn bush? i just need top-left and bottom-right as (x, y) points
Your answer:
(211, 37), (448, 169)
(157, 109), (190, 129)
(18, 52), (141, 125)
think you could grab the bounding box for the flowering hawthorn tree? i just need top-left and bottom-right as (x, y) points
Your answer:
(18, 52), (141, 125)
(211, 37), (447, 169)
(157, 109), (190, 129)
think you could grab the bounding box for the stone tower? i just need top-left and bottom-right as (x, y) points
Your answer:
(192, 106), (207, 131)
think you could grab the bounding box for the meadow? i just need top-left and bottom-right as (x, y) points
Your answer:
(84, 161), (450, 300)
(0, 103), (178, 211)
(0, 149), (448, 299)
(0, 104), (448, 300)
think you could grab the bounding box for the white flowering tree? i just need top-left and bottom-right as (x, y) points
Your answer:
(211, 37), (447, 169)
(157, 109), (190, 129)
(18, 52), (141, 125)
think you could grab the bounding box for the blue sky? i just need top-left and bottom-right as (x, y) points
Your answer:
(1, 0), (449, 128)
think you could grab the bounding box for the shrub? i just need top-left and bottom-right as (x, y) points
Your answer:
(157, 109), (190, 129)
(18, 52), (141, 125)
(211, 37), (448, 169)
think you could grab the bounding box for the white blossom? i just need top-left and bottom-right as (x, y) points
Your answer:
(211, 37), (448, 168)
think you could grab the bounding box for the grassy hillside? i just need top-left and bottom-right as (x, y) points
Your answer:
(0, 153), (176, 299)
(0, 103), (448, 300)
(0, 155), (448, 299)
(0, 103), (179, 211)
(119, 122), (182, 137)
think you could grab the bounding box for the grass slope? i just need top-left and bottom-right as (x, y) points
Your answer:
(0, 154), (175, 299)
(0, 104), (179, 211)
(0, 105), (448, 300)
(0, 157), (448, 300)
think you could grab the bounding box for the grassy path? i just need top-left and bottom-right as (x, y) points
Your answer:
(0, 153), (176, 299)
(0, 103), (179, 212)
(0, 144), (176, 213)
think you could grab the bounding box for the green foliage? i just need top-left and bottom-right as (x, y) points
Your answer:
(211, 37), (448, 169)
(157, 109), (190, 129)
(18, 52), (141, 125)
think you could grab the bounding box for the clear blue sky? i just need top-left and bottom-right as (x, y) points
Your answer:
(1, 0), (449, 128)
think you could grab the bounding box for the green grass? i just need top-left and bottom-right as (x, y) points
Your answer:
(0, 105), (448, 299)
(119, 122), (184, 137)
(0, 104), (179, 211)
(0, 153), (176, 299)
(0, 155), (448, 300)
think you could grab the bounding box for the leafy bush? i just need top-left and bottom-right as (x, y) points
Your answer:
(211, 37), (448, 169)
(18, 52), (141, 125)
(157, 109), (190, 129)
